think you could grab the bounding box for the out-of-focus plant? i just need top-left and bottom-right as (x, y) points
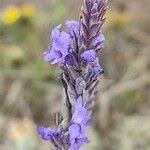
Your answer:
(7, 118), (37, 150)
(115, 10), (129, 26)
(50, 0), (67, 24)
(22, 3), (36, 18)
(2, 46), (25, 68)
(2, 5), (21, 25)
(104, 9), (129, 29)
(1, 3), (37, 25)
(112, 89), (144, 114)
(0, 3), (42, 50)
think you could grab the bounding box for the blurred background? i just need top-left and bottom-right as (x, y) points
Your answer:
(0, 0), (150, 149)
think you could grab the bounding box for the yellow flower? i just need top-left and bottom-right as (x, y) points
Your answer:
(104, 10), (115, 28)
(2, 5), (21, 25)
(115, 11), (129, 26)
(22, 3), (36, 18)
(104, 10), (129, 28)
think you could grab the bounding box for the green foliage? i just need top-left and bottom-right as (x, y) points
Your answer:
(112, 89), (144, 114)
(112, 116), (150, 150)
(2, 46), (26, 68)
(82, 127), (103, 150)
(50, 0), (68, 24)
(11, 135), (37, 150)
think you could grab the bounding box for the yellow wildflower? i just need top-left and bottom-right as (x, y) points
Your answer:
(104, 10), (115, 28)
(22, 3), (36, 18)
(2, 5), (21, 25)
(115, 11), (129, 26)
(104, 10), (129, 28)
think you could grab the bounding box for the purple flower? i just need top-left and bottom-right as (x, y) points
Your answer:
(69, 123), (89, 150)
(43, 25), (71, 64)
(68, 96), (90, 149)
(95, 33), (105, 49)
(69, 95), (90, 149)
(71, 96), (90, 126)
(65, 54), (75, 66)
(91, 60), (104, 74)
(37, 126), (58, 140)
(81, 50), (96, 62)
(66, 20), (80, 37)
(39, 0), (108, 149)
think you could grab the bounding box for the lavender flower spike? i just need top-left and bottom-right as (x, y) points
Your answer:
(37, 0), (108, 149)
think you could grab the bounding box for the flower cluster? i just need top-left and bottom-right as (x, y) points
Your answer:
(37, 0), (108, 149)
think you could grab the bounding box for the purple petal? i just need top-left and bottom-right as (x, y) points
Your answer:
(81, 50), (96, 62)
(51, 24), (62, 41)
(66, 20), (80, 37)
(96, 33), (105, 44)
(71, 96), (90, 126)
(65, 54), (74, 66)
(92, 61), (104, 74)
(75, 95), (83, 109)
(37, 126), (57, 141)
(43, 51), (53, 62)
(60, 31), (71, 48)
(95, 33), (105, 50)
(43, 50), (62, 63)
(69, 123), (89, 150)
(51, 57), (62, 64)
(69, 123), (81, 142)
(44, 24), (72, 64)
